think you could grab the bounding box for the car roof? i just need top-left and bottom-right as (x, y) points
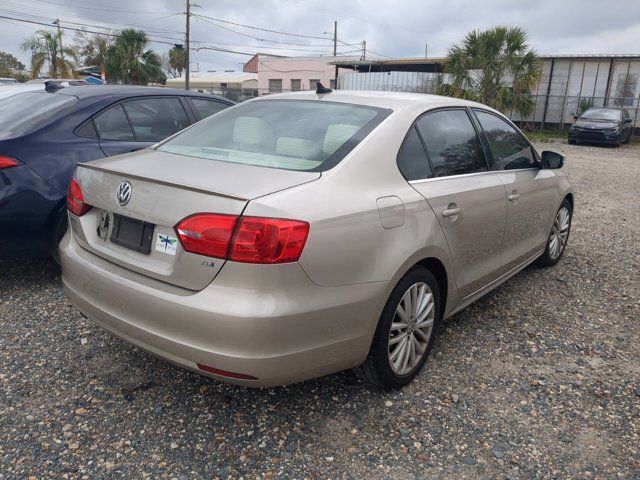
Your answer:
(253, 89), (489, 111)
(51, 85), (232, 103)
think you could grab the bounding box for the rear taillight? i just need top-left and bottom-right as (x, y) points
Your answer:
(174, 213), (238, 259)
(229, 217), (309, 264)
(174, 214), (309, 264)
(0, 155), (19, 170)
(66, 178), (92, 216)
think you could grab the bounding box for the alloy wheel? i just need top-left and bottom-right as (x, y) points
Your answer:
(388, 282), (435, 376)
(548, 207), (570, 260)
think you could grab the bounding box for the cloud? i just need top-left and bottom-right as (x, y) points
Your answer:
(1, 0), (639, 74)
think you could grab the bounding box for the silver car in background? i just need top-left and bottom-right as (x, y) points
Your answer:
(61, 90), (573, 388)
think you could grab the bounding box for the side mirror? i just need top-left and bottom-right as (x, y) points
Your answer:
(573, 114), (579, 120)
(541, 150), (565, 169)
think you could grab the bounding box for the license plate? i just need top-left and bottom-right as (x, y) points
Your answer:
(109, 214), (155, 254)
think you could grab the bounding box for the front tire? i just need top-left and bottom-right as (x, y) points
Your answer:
(356, 266), (441, 389)
(536, 199), (572, 267)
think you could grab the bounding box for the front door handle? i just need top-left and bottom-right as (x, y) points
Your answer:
(442, 207), (461, 218)
(508, 192), (520, 202)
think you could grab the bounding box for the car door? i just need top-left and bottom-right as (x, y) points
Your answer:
(94, 97), (191, 157)
(472, 109), (557, 271)
(409, 108), (508, 298)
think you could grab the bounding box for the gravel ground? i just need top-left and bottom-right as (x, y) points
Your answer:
(1, 141), (639, 480)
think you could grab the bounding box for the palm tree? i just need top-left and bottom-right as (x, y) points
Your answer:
(437, 26), (541, 117)
(105, 29), (162, 85)
(21, 29), (76, 78)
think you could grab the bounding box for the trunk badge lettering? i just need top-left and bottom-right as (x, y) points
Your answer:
(116, 181), (132, 206)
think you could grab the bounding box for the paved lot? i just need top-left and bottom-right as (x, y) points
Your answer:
(1, 141), (639, 479)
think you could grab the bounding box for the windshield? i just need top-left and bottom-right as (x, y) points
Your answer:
(158, 99), (390, 171)
(0, 92), (77, 135)
(580, 108), (621, 121)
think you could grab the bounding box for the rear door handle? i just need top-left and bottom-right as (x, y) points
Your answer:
(442, 207), (461, 218)
(508, 193), (520, 202)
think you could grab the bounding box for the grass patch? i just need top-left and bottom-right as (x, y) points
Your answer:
(524, 130), (567, 143)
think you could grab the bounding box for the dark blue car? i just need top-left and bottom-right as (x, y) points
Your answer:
(0, 85), (233, 260)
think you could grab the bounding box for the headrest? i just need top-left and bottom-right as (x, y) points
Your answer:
(323, 124), (360, 156)
(232, 116), (273, 146)
(276, 137), (320, 159)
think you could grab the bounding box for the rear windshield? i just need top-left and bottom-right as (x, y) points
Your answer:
(0, 92), (77, 135)
(581, 108), (620, 121)
(158, 99), (390, 171)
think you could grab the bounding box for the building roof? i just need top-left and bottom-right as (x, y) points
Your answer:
(333, 53), (640, 67)
(166, 71), (257, 86)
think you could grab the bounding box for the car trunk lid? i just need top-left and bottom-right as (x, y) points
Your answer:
(70, 149), (320, 290)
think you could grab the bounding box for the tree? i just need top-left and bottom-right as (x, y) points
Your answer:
(105, 29), (162, 85)
(73, 30), (112, 70)
(0, 51), (25, 78)
(437, 26), (541, 117)
(165, 45), (185, 78)
(21, 29), (76, 78)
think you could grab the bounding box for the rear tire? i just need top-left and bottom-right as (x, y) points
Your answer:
(356, 266), (441, 389)
(535, 199), (572, 267)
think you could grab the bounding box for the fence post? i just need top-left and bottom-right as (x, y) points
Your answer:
(541, 57), (555, 132)
(559, 59), (573, 131)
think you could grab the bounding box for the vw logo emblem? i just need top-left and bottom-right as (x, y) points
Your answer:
(116, 181), (132, 206)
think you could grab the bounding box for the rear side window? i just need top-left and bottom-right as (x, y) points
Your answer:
(474, 110), (535, 170)
(0, 92), (76, 136)
(416, 109), (487, 177)
(75, 119), (98, 139)
(397, 127), (432, 180)
(189, 98), (227, 120)
(94, 104), (134, 141)
(122, 97), (190, 142)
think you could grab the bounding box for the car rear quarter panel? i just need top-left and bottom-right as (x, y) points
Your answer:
(242, 110), (455, 312)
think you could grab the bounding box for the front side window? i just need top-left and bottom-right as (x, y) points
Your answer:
(93, 104), (134, 141)
(158, 100), (390, 172)
(397, 127), (432, 181)
(122, 97), (189, 142)
(416, 109), (487, 177)
(474, 110), (535, 170)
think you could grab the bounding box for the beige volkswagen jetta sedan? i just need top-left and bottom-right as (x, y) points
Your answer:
(61, 90), (573, 389)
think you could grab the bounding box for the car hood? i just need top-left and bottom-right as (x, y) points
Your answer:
(574, 119), (618, 129)
(83, 148), (321, 201)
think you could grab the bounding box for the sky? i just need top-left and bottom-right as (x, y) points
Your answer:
(2, 0), (640, 73)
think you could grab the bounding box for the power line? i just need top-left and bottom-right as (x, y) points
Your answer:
(194, 13), (330, 41)
(22, 0), (176, 15)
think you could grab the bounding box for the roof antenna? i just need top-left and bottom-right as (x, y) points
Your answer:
(316, 82), (332, 94)
(44, 80), (64, 92)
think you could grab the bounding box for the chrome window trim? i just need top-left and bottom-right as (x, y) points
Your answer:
(408, 167), (538, 185)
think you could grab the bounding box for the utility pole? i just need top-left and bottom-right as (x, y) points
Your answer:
(361, 41), (366, 60)
(424, 43), (428, 59)
(333, 21), (338, 88)
(185, 1), (190, 90)
(53, 19), (64, 77)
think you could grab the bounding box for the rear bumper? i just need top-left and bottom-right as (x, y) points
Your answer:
(60, 232), (387, 387)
